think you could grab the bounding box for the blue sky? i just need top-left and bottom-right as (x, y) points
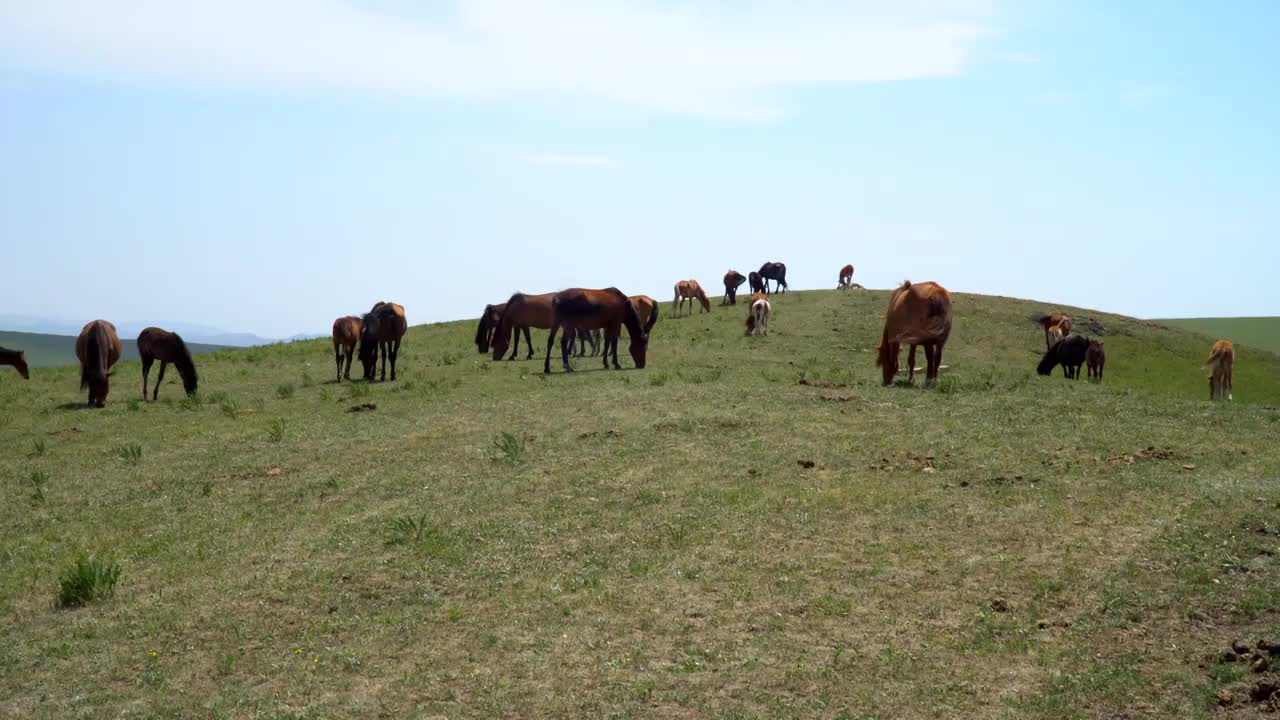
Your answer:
(1, 1), (1277, 337)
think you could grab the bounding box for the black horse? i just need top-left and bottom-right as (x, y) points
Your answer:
(758, 262), (788, 293)
(748, 271), (765, 294)
(1037, 333), (1090, 379)
(474, 302), (506, 353)
(723, 270), (747, 305)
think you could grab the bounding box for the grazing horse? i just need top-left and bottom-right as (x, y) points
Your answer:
(748, 271), (765, 294)
(1037, 333), (1090, 379)
(75, 320), (122, 407)
(359, 301), (407, 382)
(491, 292), (556, 361)
(1086, 340), (1106, 382)
(1037, 313), (1073, 350)
(631, 295), (660, 336)
(837, 264), (855, 289)
(723, 271), (747, 305)
(0, 347), (29, 379)
(137, 327), (199, 400)
(758, 262), (788, 293)
(544, 288), (648, 374)
(876, 281), (952, 386)
(474, 303), (505, 354)
(1207, 340), (1234, 401)
(745, 291), (770, 336)
(673, 279), (711, 317)
(332, 316), (363, 381)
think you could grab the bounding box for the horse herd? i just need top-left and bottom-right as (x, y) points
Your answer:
(0, 264), (1239, 404)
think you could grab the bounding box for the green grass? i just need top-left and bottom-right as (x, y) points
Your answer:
(1156, 316), (1280, 355)
(2, 289), (1279, 718)
(0, 329), (230, 369)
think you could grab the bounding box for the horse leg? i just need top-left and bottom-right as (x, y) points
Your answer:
(154, 361), (168, 400)
(390, 339), (400, 381)
(379, 342), (387, 382)
(344, 347), (354, 380)
(907, 345), (918, 385)
(141, 356), (153, 400)
(523, 326), (534, 360)
(334, 344), (343, 382)
(544, 322), (560, 374)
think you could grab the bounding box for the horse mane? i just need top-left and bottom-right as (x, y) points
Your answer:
(170, 332), (199, 395)
(475, 304), (498, 351)
(80, 323), (108, 393)
(610, 287), (647, 340)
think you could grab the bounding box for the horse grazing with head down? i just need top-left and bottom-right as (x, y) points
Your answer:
(837, 264), (855, 289)
(491, 292), (556, 361)
(1207, 340), (1234, 401)
(876, 281), (952, 386)
(332, 316), (363, 381)
(723, 271), (747, 305)
(544, 288), (648, 374)
(673, 279), (711, 317)
(474, 303), (505, 354)
(748, 271), (764, 294)
(359, 301), (407, 382)
(745, 291), (770, 336)
(1086, 340), (1106, 382)
(1036, 313), (1073, 350)
(1038, 333), (1089, 379)
(0, 347), (29, 379)
(75, 320), (122, 407)
(631, 295), (660, 336)
(137, 327), (199, 400)
(758, 262), (788, 293)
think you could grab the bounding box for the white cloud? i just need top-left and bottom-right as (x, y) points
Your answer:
(0, 0), (998, 119)
(527, 153), (611, 168)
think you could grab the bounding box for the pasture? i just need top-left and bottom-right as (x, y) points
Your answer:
(0, 330), (229, 370)
(1158, 317), (1280, 356)
(2, 289), (1279, 718)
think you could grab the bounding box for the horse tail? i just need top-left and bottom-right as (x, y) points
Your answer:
(475, 305), (494, 352)
(645, 302), (659, 335)
(81, 323), (107, 392)
(745, 307), (756, 335)
(875, 322), (891, 368)
(673, 283), (681, 309)
(171, 333), (199, 395)
(924, 289), (953, 337)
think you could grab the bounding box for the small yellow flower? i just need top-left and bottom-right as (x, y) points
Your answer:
(313, 657), (319, 664)
(295, 648), (302, 654)
(148, 651), (157, 658)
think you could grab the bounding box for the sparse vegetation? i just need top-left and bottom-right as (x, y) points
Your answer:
(57, 554), (121, 608)
(274, 383), (294, 400)
(266, 418), (286, 442)
(490, 431), (526, 465)
(115, 444), (142, 465)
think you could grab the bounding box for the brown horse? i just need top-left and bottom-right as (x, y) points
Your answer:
(491, 292), (556, 361)
(745, 291), (770, 336)
(837, 264), (855, 289)
(332, 316), (363, 381)
(137, 327), (199, 400)
(359, 301), (407, 382)
(1037, 313), (1073, 349)
(631, 295), (660, 335)
(723, 270), (747, 305)
(1207, 340), (1234, 401)
(1086, 339), (1105, 382)
(544, 288), (648, 374)
(876, 281), (952, 386)
(75, 320), (122, 407)
(673, 279), (711, 316)
(0, 347), (29, 379)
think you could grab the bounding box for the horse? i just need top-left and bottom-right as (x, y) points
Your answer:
(75, 320), (122, 407)
(572, 328), (601, 357)
(1086, 339), (1106, 382)
(137, 327), (199, 400)
(1036, 313), (1073, 350)
(1048, 323), (1065, 346)
(0, 347), (29, 379)
(544, 288), (648, 374)
(631, 295), (660, 335)
(745, 292), (770, 336)
(332, 316), (363, 381)
(1037, 333), (1090, 379)
(673, 279), (712, 317)
(758, 262), (788, 293)
(837, 264), (854, 289)
(876, 281), (952, 386)
(748, 271), (765, 294)
(1207, 340), (1234, 401)
(723, 271), (747, 305)
(474, 303), (505, 354)
(359, 301), (407, 382)
(491, 292), (556, 361)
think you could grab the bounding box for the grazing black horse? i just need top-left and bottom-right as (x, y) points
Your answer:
(1037, 333), (1090, 379)
(723, 270), (747, 305)
(758, 262), (788, 293)
(474, 302), (506, 353)
(748, 271), (765, 294)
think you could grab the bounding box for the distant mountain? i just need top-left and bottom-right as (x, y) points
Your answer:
(0, 315), (287, 347)
(0, 330), (231, 369)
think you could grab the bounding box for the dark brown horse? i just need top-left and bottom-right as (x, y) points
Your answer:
(491, 292), (556, 361)
(748, 271), (764, 294)
(474, 302), (505, 354)
(1037, 333), (1089, 379)
(876, 281), (952, 386)
(1086, 339), (1105, 382)
(75, 320), (122, 407)
(838, 264), (854, 289)
(544, 288), (648, 374)
(723, 270), (747, 305)
(332, 316), (363, 381)
(359, 302), (407, 382)
(0, 346), (29, 379)
(137, 327), (199, 400)
(758, 262), (788, 293)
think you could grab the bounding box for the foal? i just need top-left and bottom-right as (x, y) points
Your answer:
(1086, 340), (1105, 382)
(138, 327), (199, 400)
(1207, 340), (1234, 401)
(332, 316), (363, 382)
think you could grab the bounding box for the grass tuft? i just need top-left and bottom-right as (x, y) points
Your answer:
(116, 444), (142, 465)
(275, 383), (295, 400)
(266, 418), (286, 443)
(490, 432), (526, 465)
(58, 554), (121, 608)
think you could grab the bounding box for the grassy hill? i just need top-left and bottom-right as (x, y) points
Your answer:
(2, 289), (1279, 719)
(1156, 316), (1280, 355)
(0, 330), (231, 369)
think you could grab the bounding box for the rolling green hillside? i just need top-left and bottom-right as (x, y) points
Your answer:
(0, 330), (231, 369)
(2, 289), (1278, 719)
(1156, 316), (1280, 355)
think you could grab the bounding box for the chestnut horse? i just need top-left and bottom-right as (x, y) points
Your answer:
(332, 316), (363, 381)
(673, 279), (711, 317)
(1037, 313), (1073, 350)
(876, 281), (952, 386)
(1086, 339), (1105, 382)
(723, 270), (747, 305)
(75, 320), (122, 407)
(1207, 340), (1234, 401)
(745, 291), (770, 336)
(0, 347), (29, 379)
(758, 262), (788, 293)
(631, 295), (660, 335)
(359, 301), (407, 382)
(474, 303), (505, 354)
(1037, 333), (1089, 379)
(544, 288), (648, 374)
(491, 292), (556, 361)
(138, 327), (199, 400)
(837, 264), (854, 289)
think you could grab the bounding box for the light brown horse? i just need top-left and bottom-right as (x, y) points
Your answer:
(491, 292), (556, 361)
(545, 288), (648, 374)
(0, 346), (29, 379)
(332, 316), (363, 382)
(630, 295), (660, 335)
(75, 320), (122, 407)
(745, 291), (770, 336)
(722, 270), (747, 305)
(138, 327), (199, 400)
(876, 281), (952, 386)
(1037, 313), (1073, 349)
(837, 264), (855, 289)
(1207, 340), (1234, 401)
(673, 279), (711, 317)
(359, 302), (407, 382)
